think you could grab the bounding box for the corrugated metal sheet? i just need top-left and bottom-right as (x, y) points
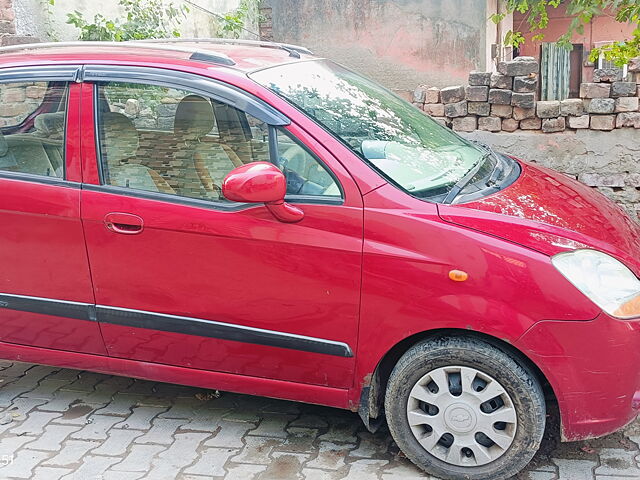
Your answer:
(541, 42), (570, 100)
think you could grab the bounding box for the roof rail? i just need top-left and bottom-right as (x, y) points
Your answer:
(0, 41), (236, 66)
(132, 38), (314, 57)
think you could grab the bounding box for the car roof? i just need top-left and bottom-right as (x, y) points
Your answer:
(0, 39), (316, 72)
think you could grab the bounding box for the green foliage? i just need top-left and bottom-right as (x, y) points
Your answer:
(62, 0), (189, 41)
(493, 0), (640, 64)
(218, 0), (259, 39)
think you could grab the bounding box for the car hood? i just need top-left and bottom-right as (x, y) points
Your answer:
(438, 160), (640, 275)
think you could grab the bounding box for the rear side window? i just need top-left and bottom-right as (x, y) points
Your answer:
(0, 82), (68, 178)
(95, 81), (341, 203)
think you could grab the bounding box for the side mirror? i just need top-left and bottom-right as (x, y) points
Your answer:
(222, 162), (304, 223)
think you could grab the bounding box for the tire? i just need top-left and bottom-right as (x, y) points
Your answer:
(384, 335), (545, 480)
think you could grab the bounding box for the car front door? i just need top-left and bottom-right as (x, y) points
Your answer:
(0, 67), (105, 355)
(79, 67), (363, 388)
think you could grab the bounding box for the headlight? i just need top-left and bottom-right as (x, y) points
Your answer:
(552, 249), (640, 319)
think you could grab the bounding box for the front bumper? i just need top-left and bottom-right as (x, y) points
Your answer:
(516, 312), (640, 441)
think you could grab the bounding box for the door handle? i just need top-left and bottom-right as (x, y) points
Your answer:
(104, 212), (144, 235)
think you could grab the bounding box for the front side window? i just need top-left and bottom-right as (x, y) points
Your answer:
(251, 60), (518, 203)
(95, 82), (340, 202)
(0, 81), (68, 178)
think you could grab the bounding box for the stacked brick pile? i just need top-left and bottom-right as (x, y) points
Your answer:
(412, 56), (640, 134)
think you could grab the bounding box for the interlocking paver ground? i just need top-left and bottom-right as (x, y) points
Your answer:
(0, 361), (636, 479)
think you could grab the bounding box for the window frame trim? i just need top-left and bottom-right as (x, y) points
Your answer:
(89, 67), (345, 209)
(0, 66), (78, 183)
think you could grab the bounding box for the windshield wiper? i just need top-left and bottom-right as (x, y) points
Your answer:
(442, 152), (491, 204)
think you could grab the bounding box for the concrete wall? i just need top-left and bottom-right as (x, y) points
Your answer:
(12, 0), (248, 42)
(463, 129), (640, 219)
(262, 0), (491, 91)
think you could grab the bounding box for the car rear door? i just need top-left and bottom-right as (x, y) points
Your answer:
(79, 67), (363, 389)
(0, 66), (105, 355)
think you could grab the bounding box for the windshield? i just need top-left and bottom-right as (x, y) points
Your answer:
(250, 60), (496, 201)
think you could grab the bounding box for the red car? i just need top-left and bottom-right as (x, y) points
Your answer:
(0, 39), (638, 480)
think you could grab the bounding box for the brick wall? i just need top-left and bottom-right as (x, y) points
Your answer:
(410, 56), (640, 219)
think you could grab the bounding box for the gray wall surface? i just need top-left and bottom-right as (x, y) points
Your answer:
(263, 0), (488, 90)
(463, 129), (640, 219)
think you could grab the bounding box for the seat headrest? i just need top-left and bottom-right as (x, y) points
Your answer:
(101, 112), (139, 164)
(34, 112), (66, 139)
(174, 95), (215, 140)
(0, 130), (8, 157)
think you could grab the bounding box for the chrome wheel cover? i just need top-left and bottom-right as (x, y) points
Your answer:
(406, 365), (518, 467)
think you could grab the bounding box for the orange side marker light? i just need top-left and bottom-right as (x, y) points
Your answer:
(449, 270), (469, 282)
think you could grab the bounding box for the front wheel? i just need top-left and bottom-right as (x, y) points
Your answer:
(385, 336), (545, 480)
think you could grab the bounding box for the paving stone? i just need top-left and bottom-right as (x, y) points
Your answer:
(31, 466), (73, 480)
(0, 449), (50, 478)
(25, 424), (81, 451)
(9, 411), (61, 435)
(204, 420), (255, 449)
(537, 100), (561, 118)
(513, 106), (536, 120)
(524, 472), (556, 480)
(380, 460), (430, 479)
(498, 56), (538, 76)
(412, 86), (426, 104)
(113, 406), (166, 430)
(440, 85), (465, 104)
(306, 441), (355, 470)
(489, 88), (512, 105)
(110, 444), (166, 472)
(513, 75), (538, 93)
(593, 68), (623, 83)
(615, 96), (639, 113)
(91, 429), (144, 456)
(616, 112), (640, 128)
(44, 439), (101, 467)
(568, 114), (590, 129)
(223, 408), (262, 423)
(146, 432), (210, 479)
(94, 394), (143, 417)
(591, 114), (616, 130)
(231, 436), (285, 465)
(452, 116), (477, 132)
(423, 103), (445, 117)
(248, 414), (295, 438)
(580, 82), (611, 98)
(225, 463), (267, 480)
(22, 379), (72, 399)
(542, 117), (566, 133)
(520, 117), (542, 130)
(279, 427), (319, 453)
(595, 447), (640, 476)
(512, 92), (535, 109)
(257, 452), (308, 479)
(158, 397), (202, 419)
(424, 87), (440, 104)
(489, 73), (513, 90)
(182, 408), (230, 431)
(101, 471), (145, 480)
(491, 104), (513, 118)
(0, 434), (38, 457)
(67, 414), (122, 440)
(134, 417), (187, 444)
(36, 391), (86, 413)
(468, 71), (491, 86)
(465, 85), (488, 102)
(467, 101), (491, 116)
(560, 98), (585, 116)
(611, 81), (637, 97)
(553, 457), (598, 479)
(59, 455), (120, 480)
(478, 116), (502, 132)
(184, 447), (236, 476)
(350, 431), (391, 458)
(502, 118), (520, 132)
(587, 98), (616, 114)
(444, 100), (467, 118)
